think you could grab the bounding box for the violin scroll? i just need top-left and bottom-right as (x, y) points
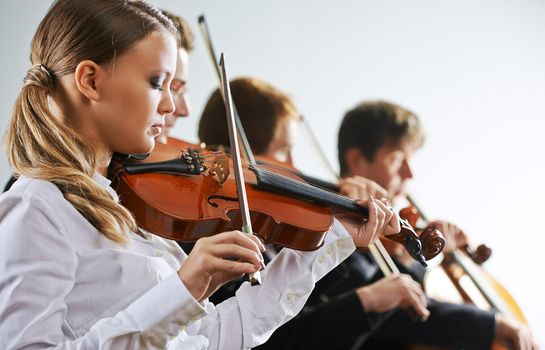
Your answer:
(419, 226), (446, 260)
(385, 217), (445, 267)
(396, 206), (445, 264)
(463, 243), (492, 265)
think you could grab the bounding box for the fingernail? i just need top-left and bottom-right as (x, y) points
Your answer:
(260, 260), (266, 270)
(370, 196), (375, 203)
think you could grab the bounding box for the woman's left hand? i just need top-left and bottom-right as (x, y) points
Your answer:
(335, 197), (401, 247)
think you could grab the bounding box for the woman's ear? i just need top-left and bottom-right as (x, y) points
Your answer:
(74, 60), (102, 101)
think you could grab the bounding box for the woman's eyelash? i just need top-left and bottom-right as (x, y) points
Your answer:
(150, 77), (164, 91)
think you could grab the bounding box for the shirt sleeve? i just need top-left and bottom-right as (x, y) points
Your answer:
(0, 193), (206, 349)
(193, 218), (357, 349)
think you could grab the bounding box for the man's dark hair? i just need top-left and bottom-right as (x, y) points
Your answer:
(338, 100), (425, 176)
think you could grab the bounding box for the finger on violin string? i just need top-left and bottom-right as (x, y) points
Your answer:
(352, 197), (380, 245)
(370, 196), (389, 242)
(366, 196), (380, 230)
(371, 197), (393, 234)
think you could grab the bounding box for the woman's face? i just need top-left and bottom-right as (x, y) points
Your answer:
(157, 47), (190, 144)
(92, 32), (177, 155)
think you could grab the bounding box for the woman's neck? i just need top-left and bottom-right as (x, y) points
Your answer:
(95, 146), (113, 177)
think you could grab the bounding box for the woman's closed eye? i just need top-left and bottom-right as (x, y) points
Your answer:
(149, 76), (165, 91)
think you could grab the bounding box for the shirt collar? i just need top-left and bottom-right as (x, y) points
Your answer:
(93, 173), (119, 202)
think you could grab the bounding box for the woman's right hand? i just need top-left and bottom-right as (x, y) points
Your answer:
(177, 231), (265, 302)
(356, 274), (430, 320)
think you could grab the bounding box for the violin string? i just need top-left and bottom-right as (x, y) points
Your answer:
(258, 167), (361, 206)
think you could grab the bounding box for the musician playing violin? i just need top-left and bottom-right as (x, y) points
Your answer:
(338, 100), (537, 349)
(0, 2), (400, 349)
(197, 78), (433, 350)
(0, 10), (189, 193)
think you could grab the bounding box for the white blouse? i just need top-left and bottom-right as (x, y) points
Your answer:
(0, 175), (355, 349)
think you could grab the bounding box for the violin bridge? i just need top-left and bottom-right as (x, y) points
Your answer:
(205, 154), (230, 185)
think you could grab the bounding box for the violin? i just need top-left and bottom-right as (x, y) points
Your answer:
(166, 136), (206, 151)
(110, 141), (444, 262)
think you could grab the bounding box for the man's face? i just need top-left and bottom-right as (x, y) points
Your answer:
(263, 117), (297, 164)
(349, 138), (416, 201)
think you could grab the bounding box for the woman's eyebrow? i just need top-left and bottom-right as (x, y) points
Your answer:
(149, 68), (172, 77)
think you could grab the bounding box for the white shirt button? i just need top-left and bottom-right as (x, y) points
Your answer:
(326, 246), (333, 255)
(286, 292), (294, 301)
(336, 240), (344, 248)
(155, 250), (164, 257)
(318, 254), (325, 263)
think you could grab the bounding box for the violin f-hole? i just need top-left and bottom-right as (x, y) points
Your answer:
(208, 195), (239, 208)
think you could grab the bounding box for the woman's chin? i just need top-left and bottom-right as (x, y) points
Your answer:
(124, 140), (155, 156)
(139, 139), (156, 154)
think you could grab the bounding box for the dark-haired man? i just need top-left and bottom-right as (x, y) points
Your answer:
(337, 100), (536, 349)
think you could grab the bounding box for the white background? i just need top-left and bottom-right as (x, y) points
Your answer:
(1, 0), (543, 344)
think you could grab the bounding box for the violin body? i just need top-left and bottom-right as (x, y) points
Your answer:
(167, 136), (206, 151)
(113, 142), (334, 251)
